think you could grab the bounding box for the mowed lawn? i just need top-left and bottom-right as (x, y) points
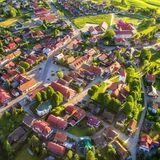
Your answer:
(15, 144), (39, 160)
(73, 13), (113, 28)
(0, 18), (18, 27)
(68, 120), (90, 137)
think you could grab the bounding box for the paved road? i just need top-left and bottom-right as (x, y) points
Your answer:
(129, 76), (148, 160)
(0, 82), (42, 113)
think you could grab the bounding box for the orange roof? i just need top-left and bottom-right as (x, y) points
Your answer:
(47, 142), (65, 155)
(54, 132), (67, 142)
(128, 119), (137, 130)
(18, 79), (38, 92)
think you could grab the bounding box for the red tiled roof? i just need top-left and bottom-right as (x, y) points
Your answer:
(115, 30), (133, 35)
(98, 54), (108, 61)
(128, 119), (137, 131)
(73, 108), (86, 120)
(54, 132), (67, 142)
(117, 20), (134, 31)
(32, 120), (52, 137)
(51, 82), (76, 99)
(82, 64), (102, 75)
(47, 142), (65, 155)
(0, 87), (11, 104)
(65, 105), (77, 114)
(47, 114), (68, 130)
(115, 38), (126, 43)
(146, 74), (156, 82)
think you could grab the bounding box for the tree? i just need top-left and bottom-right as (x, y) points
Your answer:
(41, 148), (48, 158)
(123, 102), (133, 116)
(4, 80), (11, 90)
(18, 66), (25, 73)
(154, 122), (160, 132)
(29, 135), (40, 150)
(3, 140), (14, 159)
(88, 85), (98, 96)
(74, 154), (80, 160)
(140, 48), (152, 63)
(86, 150), (95, 160)
(57, 91), (64, 105)
(107, 144), (118, 159)
(35, 92), (42, 103)
(108, 98), (121, 113)
(9, 5), (17, 17)
(41, 91), (47, 101)
(57, 70), (64, 79)
(103, 29), (115, 41)
(121, 0), (127, 5)
(46, 86), (55, 99)
(67, 150), (73, 159)
(20, 61), (30, 70)
(97, 93), (111, 107)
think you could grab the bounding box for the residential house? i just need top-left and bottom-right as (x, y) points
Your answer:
(103, 110), (115, 124)
(65, 105), (86, 126)
(23, 114), (36, 128)
(115, 114), (127, 130)
(69, 49), (95, 70)
(107, 82), (129, 102)
(139, 135), (159, 152)
(103, 127), (119, 143)
(36, 101), (52, 116)
(92, 135), (107, 148)
(127, 119), (137, 135)
(0, 87), (11, 105)
(148, 101), (159, 114)
(31, 30), (44, 39)
(82, 64), (103, 76)
(18, 78), (38, 94)
(0, 49), (21, 66)
(108, 61), (121, 74)
(54, 132), (68, 143)
(47, 114), (68, 130)
(147, 86), (158, 98)
(88, 22), (108, 35)
(87, 115), (101, 128)
(47, 142), (66, 156)
(141, 120), (155, 133)
(51, 82), (76, 99)
(87, 103), (101, 114)
(32, 120), (53, 138)
(8, 126), (27, 145)
(112, 140), (129, 160)
(146, 74), (156, 83)
(98, 53), (108, 62)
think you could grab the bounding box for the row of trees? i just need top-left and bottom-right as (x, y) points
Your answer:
(88, 84), (122, 113)
(122, 66), (142, 120)
(35, 86), (64, 107)
(0, 107), (24, 159)
(28, 135), (48, 159)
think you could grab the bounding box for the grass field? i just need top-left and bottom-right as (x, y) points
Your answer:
(114, 0), (160, 13)
(68, 120), (90, 137)
(115, 15), (141, 25)
(0, 18), (18, 27)
(15, 144), (39, 160)
(139, 26), (157, 35)
(73, 13), (113, 28)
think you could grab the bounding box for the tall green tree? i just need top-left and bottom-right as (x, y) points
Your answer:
(86, 150), (95, 160)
